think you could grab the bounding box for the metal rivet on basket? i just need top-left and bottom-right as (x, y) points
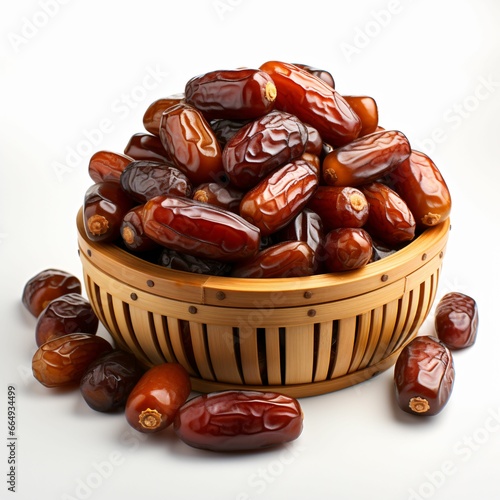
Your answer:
(381, 274), (389, 282)
(304, 291), (313, 299)
(307, 309), (316, 317)
(188, 306), (197, 314)
(422, 253), (428, 261)
(439, 251), (444, 259)
(130, 293), (138, 301)
(216, 291), (226, 300)
(146, 280), (154, 287)
(87, 249), (92, 257)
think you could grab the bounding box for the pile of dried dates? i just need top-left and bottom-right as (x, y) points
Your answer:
(83, 61), (452, 277)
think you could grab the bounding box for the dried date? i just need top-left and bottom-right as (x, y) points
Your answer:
(192, 182), (244, 213)
(22, 269), (82, 318)
(143, 94), (185, 136)
(124, 132), (171, 163)
(88, 150), (133, 184)
(343, 95), (379, 137)
(158, 248), (232, 276)
(323, 227), (373, 272)
(435, 292), (478, 349)
(293, 63), (335, 88)
(394, 335), (455, 416)
(173, 390), (304, 452)
(120, 205), (159, 252)
(32, 334), (113, 388)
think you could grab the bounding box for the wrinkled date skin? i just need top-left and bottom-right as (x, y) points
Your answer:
(307, 186), (369, 231)
(35, 293), (99, 347)
(120, 160), (192, 203)
(32, 334), (113, 388)
(142, 195), (261, 262)
(158, 248), (232, 276)
(361, 182), (416, 246)
(322, 130), (411, 187)
(125, 363), (191, 433)
(435, 292), (478, 349)
(394, 335), (455, 416)
(323, 227), (373, 272)
(343, 95), (379, 137)
(222, 110), (309, 189)
(259, 60), (361, 147)
(80, 349), (145, 412)
(210, 118), (251, 149)
(22, 269), (82, 318)
(83, 182), (135, 243)
(389, 150), (452, 228)
(184, 68), (277, 121)
(293, 63), (335, 89)
(231, 241), (315, 278)
(159, 103), (224, 185)
(173, 390), (304, 452)
(120, 205), (158, 252)
(239, 159), (318, 236)
(143, 94), (185, 136)
(192, 182), (244, 213)
(124, 132), (171, 163)
(88, 150), (133, 184)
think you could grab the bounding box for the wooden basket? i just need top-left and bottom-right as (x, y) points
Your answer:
(76, 208), (450, 398)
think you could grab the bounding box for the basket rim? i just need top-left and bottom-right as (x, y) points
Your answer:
(77, 207), (450, 308)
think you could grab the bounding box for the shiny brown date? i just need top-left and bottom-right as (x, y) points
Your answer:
(388, 150), (452, 228)
(22, 269), (82, 318)
(124, 132), (171, 163)
(119, 160), (192, 203)
(293, 63), (335, 88)
(158, 248), (232, 276)
(159, 103), (224, 185)
(32, 334), (114, 388)
(125, 363), (191, 433)
(142, 195), (261, 262)
(173, 390), (304, 452)
(231, 241), (315, 278)
(259, 60), (361, 147)
(307, 186), (369, 231)
(209, 118), (251, 149)
(435, 292), (478, 350)
(120, 205), (159, 252)
(343, 95), (379, 136)
(88, 150), (134, 184)
(35, 293), (99, 347)
(80, 349), (145, 412)
(323, 227), (373, 272)
(322, 130), (411, 187)
(239, 159), (318, 236)
(143, 94), (185, 136)
(222, 110), (309, 189)
(394, 335), (455, 416)
(192, 182), (244, 213)
(184, 68), (277, 121)
(83, 182), (135, 243)
(361, 182), (416, 246)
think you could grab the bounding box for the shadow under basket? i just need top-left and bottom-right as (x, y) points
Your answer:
(77, 208), (450, 398)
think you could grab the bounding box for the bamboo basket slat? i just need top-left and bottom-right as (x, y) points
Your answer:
(77, 208), (450, 397)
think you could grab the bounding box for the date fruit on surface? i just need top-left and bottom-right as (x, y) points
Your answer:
(239, 159), (318, 236)
(435, 292), (478, 349)
(307, 186), (369, 231)
(142, 195), (261, 262)
(394, 335), (455, 416)
(361, 182), (416, 246)
(80, 350), (144, 412)
(388, 150), (452, 228)
(22, 269), (82, 318)
(192, 182), (244, 213)
(124, 133), (171, 163)
(231, 241), (315, 278)
(259, 60), (361, 147)
(120, 205), (159, 252)
(343, 95), (379, 137)
(184, 68), (277, 121)
(222, 110), (309, 189)
(173, 390), (304, 452)
(322, 130), (411, 187)
(35, 293), (99, 347)
(158, 248), (232, 276)
(143, 94), (185, 136)
(83, 181), (135, 243)
(32, 334), (113, 388)
(119, 160), (192, 203)
(159, 103), (224, 185)
(323, 227), (373, 272)
(88, 150), (133, 184)
(125, 363), (191, 433)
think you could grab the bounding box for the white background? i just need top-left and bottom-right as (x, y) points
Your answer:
(1, 1), (499, 499)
